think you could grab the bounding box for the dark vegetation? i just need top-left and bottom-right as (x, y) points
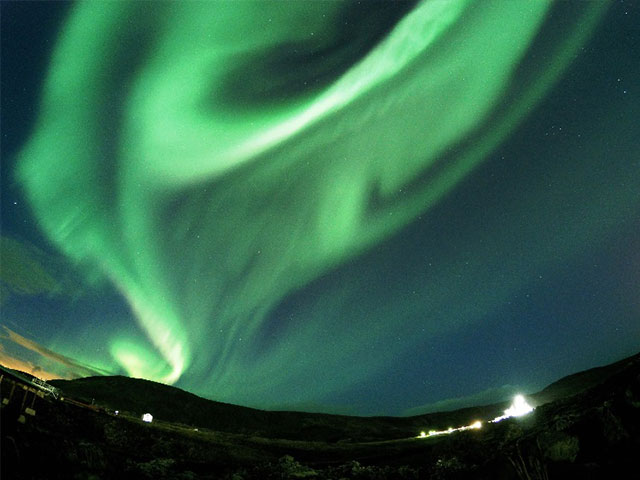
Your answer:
(2, 352), (639, 479)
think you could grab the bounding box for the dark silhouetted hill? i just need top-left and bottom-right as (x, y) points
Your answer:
(3, 351), (639, 479)
(46, 351), (640, 443)
(530, 353), (640, 405)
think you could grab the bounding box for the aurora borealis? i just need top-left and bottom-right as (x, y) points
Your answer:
(2, 1), (639, 415)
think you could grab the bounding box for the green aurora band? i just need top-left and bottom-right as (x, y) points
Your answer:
(18, 1), (609, 406)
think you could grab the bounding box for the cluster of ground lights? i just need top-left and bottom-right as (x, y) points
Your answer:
(418, 394), (534, 438)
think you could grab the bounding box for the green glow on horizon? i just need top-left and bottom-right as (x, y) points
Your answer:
(17, 0), (607, 400)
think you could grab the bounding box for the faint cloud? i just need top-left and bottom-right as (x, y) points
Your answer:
(0, 326), (113, 379)
(0, 235), (85, 305)
(1, 236), (60, 296)
(0, 343), (63, 380)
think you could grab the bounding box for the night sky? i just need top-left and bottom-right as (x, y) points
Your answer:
(1, 1), (639, 416)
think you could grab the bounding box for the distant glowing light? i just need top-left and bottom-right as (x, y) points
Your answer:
(142, 413), (153, 423)
(506, 394), (534, 417)
(417, 420), (482, 438)
(490, 394), (534, 423)
(417, 394), (534, 438)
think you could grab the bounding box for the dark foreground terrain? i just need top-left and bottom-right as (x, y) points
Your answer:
(2, 352), (639, 479)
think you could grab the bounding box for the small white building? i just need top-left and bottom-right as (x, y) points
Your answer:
(142, 413), (153, 423)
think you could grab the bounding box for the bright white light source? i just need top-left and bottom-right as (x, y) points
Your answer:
(505, 395), (533, 417)
(416, 393), (534, 438)
(142, 413), (153, 423)
(490, 394), (534, 423)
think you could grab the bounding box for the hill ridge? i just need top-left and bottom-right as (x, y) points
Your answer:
(35, 350), (639, 442)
